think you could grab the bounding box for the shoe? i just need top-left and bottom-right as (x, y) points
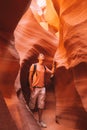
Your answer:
(38, 121), (47, 128)
(55, 116), (60, 124)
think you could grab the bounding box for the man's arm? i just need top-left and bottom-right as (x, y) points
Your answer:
(29, 64), (34, 91)
(46, 61), (56, 74)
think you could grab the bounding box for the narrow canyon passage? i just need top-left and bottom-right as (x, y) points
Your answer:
(34, 86), (79, 130)
(0, 0), (87, 130)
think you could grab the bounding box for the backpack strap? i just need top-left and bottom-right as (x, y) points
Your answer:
(34, 64), (36, 73)
(44, 66), (46, 72)
(44, 66), (46, 87)
(32, 64), (37, 78)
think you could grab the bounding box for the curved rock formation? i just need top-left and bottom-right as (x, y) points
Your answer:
(0, 0), (40, 130)
(0, 0), (87, 130)
(52, 0), (87, 129)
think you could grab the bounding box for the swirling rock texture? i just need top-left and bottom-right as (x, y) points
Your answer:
(0, 0), (40, 130)
(0, 0), (87, 130)
(15, 0), (87, 130)
(14, 7), (58, 105)
(52, 0), (87, 129)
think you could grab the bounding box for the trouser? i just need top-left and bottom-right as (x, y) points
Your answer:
(29, 87), (46, 109)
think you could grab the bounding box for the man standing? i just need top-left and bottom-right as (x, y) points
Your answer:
(29, 53), (55, 128)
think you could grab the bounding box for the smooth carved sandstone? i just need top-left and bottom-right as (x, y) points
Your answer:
(0, 0), (87, 130)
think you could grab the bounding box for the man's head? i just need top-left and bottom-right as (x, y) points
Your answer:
(38, 53), (45, 64)
(38, 53), (45, 60)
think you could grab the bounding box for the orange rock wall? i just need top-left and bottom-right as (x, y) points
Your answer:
(0, 0), (87, 130)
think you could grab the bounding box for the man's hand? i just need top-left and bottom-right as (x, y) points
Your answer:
(52, 61), (56, 73)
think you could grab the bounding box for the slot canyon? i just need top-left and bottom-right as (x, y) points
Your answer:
(0, 0), (87, 130)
